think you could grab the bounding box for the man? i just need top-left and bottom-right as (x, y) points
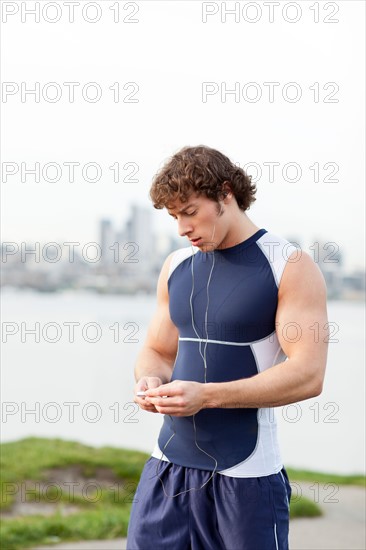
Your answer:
(126, 145), (328, 550)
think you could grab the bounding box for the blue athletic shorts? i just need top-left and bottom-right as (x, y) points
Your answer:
(126, 456), (292, 550)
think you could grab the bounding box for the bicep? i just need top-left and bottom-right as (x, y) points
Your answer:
(144, 303), (179, 365)
(276, 251), (329, 386)
(144, 252), (179, 365)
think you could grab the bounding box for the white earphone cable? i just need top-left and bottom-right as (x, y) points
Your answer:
(155, 205), (223, 498)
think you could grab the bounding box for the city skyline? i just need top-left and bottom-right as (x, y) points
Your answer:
(2, 203), (364, 301)
(1, 199), (364, 272)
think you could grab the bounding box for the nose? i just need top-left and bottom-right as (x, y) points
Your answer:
(177, 217), (194, 238)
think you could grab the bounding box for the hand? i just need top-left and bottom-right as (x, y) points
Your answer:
(144, 380), (206, 417)
(134, 376), (163, 414)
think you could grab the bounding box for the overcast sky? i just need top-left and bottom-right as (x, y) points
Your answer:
(1, 0), (365, 271)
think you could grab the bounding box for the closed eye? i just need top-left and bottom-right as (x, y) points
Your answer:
(169, 211), (197, 220)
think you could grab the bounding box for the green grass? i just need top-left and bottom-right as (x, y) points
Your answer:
(0, 437), (149, 549)
(0, 508), (130, 549)
(286, 467), (365, 486)
(289, 496), (321, 519)
(0, 437), (364, 549)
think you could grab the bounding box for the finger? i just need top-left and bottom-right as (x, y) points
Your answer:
(155, 408), (183, 416)
(146, 397), (179, 408)
(134, 397), (156, 410)
(138, 402), (159, 413)
(134, 396), (146, 404)
(145, 390), (171, 398)
(148, 382), (162, 389)
(145, 384), (173, 397)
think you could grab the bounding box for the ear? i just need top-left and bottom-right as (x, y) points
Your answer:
(222, 182), (232, 198)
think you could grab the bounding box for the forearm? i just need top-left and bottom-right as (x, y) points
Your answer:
(203, 358), (322, 409)
(134, 346), (173, 384)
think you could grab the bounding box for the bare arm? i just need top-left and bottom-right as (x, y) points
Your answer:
(203, 250), (329, 409)
(133, 251), (179, 411)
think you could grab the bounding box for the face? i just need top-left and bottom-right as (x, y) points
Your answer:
(167, 193), (225, 252)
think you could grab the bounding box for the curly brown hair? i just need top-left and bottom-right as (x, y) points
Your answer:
(149, 145), (257, 211)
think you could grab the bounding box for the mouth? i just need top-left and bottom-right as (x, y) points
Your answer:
(190, 238), (202, 246)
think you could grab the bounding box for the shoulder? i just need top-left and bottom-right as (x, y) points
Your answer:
(256, 231), (299, 287)
(256, 231), (298, 259)
(256, 231), (327, 301)
(157, 246), (195, 291)
(165, 246), (198, 281)
(278, 249), (327, 303)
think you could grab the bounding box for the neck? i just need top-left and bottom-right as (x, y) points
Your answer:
(217, 214), (260, 250)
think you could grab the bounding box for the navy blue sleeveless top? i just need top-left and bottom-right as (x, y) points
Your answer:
(155, 229), (297, 474)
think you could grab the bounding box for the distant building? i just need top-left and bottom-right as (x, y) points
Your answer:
(342, 271), (366, 299)
(126, 204), (156, 274)
(100, 219), (115, 266)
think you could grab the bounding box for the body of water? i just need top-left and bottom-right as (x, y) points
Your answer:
(1, 288), (365, 475)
